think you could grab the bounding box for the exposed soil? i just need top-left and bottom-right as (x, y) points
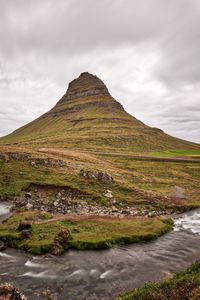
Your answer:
(33, 213), (147, 225)
(28, 183), (88, 198)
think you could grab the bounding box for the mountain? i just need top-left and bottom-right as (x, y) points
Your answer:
(0, 72), (199, 152)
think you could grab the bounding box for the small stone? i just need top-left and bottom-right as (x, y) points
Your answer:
(104, 190), (113, 198)
(39, 234), (45, 239)
(26, 202), (33, 210)
(21, 229), (32, 239)
(51, 246), (63, 255)
(57, 192), (62, 199)
(25, 192), (32, 199)
(53, 200), (59, 207)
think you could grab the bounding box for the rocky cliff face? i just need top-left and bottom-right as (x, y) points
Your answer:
(49, 71), (125, 117)
(59, 72), (110, 102)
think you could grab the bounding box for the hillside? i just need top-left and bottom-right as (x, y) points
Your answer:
(0, 72), (199, 153)
(0, 72), (200, 258)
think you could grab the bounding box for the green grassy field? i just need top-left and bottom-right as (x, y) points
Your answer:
(151, 149), (200, 157)
(0, 147), (200, 211)
(0, 210), (173, 255)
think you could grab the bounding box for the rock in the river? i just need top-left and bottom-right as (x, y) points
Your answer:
(51, 246), (63, 256)
(0, 283), (27, 300)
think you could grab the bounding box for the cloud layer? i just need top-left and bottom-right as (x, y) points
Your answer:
(0, 0), (200, 143)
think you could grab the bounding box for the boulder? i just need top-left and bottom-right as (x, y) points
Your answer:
(80, 169), (98, 180)
(104, 190), (113, 198)
(80, 169), (113, 183)
(21, 229), (32, 239)
(0, 283), (27, 300)
(98, 172), (113, 183)
(57, 228), (72, 244)
(53, 228), (72, 254)
(18, 221), (32, 231)
(0, 152), (9, 163)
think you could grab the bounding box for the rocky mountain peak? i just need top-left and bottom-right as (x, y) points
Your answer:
(60, 72), (110, 102)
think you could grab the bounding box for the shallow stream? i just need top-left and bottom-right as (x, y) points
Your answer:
(0, 204), (199, 300)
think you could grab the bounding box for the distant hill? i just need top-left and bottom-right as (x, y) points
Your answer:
(0, 72), (199, 152)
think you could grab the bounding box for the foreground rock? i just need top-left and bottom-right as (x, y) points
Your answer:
(0, 283), (27, 300)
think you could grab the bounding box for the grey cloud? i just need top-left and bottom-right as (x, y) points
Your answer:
(0, 0), (199, 144)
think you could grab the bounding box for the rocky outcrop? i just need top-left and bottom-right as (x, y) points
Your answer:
(80, 169), (113, 183)
(0, 152), (9, 163)
(59, 72), (110, 103)
(0, 283), (27, 300)
(52, 228), (72, 255)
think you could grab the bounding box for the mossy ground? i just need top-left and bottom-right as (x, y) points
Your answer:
(116, 260), (200, 300)
(0, 211), (173, 255)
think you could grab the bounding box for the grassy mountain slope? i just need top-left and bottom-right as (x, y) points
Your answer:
(0, 72), (199, 153)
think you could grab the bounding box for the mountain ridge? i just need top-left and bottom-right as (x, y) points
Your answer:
(0, 72), (199, 152)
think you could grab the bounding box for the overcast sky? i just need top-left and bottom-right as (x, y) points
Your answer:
(0, 0), (200, 143)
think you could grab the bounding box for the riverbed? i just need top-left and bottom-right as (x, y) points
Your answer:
(0, 204), (199, 300)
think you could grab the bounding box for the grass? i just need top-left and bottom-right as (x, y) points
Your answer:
(116, 260), (200, 300)
(0, 211), (174, 254)
(0, 147), (200, 211)
(151, 149), (200, 157)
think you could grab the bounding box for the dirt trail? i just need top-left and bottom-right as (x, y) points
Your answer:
(169, 186), (188, 199)
(39, 148), (199, 162)
(33, 214), (146, 225)
(75, 150), (200, 162)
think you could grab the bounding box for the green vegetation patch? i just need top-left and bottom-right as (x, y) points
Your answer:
(116, 260), (200, 300)
(151, 149), (200, 157)
(0, 211), (173, 254)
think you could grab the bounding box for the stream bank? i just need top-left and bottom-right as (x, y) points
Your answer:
(0, 204), (199, 300)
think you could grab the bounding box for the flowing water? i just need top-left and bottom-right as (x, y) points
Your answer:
(0, 202), (12, 222)
(0, 205), (199, 300)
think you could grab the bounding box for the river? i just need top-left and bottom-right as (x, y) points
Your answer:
(0, 204), (199, 300)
